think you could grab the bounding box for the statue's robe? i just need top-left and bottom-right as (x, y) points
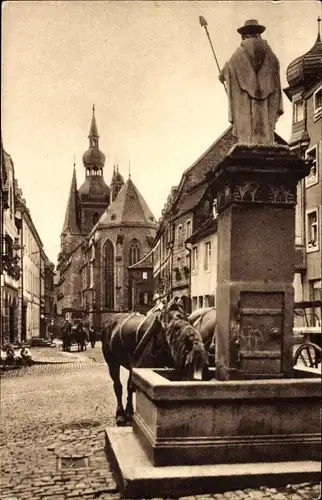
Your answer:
(221, 38), (283, 144)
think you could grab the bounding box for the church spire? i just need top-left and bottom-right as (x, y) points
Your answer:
(88, 104), (99, 147)
(317, 16), (321, 43)
(61, 161), (79, 235)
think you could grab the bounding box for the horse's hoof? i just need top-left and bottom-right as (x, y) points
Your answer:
(125, 414), (133, 426)
(116, 415), (126, 427)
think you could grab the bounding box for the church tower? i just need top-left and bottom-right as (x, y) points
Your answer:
(60, 162), (81, 254)
(78, 106), (110, 233)
(110, 164), (125, 201)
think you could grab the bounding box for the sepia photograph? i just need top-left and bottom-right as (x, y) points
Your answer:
(1, 1), (321, 499)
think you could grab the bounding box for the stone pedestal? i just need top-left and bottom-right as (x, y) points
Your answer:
(209, 145), (310, 380)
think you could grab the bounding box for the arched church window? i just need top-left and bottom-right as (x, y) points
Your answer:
(129, 239), (141, 266)
(102, 240), (114, 309)
(93, 213), (99, 226)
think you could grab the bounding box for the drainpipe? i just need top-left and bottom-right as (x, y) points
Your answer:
(185, 241), (192, 313)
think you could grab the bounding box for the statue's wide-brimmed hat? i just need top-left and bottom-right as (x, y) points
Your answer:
(237, 19), (266, 35)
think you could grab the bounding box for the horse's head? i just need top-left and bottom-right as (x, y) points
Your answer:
(164, 319), (209, 380)
(161, 297), (188, 324)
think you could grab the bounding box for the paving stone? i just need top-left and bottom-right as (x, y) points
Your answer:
(1, 348), (319, 500)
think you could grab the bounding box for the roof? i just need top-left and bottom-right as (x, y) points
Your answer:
(61, 166), (80, 235)
(171, 183), (208, 220)
(186, 218), (217, 244)
(89, 105), (99, 138)
(286, 20), (322, 90)
(78, 175), (110, 198)
(98, 177), (157, 228)
(171, 127), (235, 214)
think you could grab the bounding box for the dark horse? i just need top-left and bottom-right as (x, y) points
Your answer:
(188, 307), (217, 365)
(101, 309), (171, 426)
(102, 300), (209, 426)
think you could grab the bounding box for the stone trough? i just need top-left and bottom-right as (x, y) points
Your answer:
(105, 367), (321, 498)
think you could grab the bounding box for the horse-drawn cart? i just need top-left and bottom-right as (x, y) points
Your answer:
(293, 300), (321, 369)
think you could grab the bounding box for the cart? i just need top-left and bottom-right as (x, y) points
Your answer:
(293, 300), (321, 369)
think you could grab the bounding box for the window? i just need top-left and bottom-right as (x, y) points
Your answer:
(305, 146), (318, 188)
(293, 100), (304, 123)
(192, 246), (198, 272)
(185, 253), (190, 267)
(313, 86), (322, 120)
(142, 271), (148, 280)
(144, 293), (149, 304)
(306, 209), (319, 252)
(204, 241), (212, 271)
(177, 224), (183, 245)
(186, 220), (192, 239)
(198, 296), (203, 308)
(129, 239), (141, 266)
(213, 199), (218, 219)
(102, 240), (114, 309)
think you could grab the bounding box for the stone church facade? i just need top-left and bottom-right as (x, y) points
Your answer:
(56, 108), (156, 327)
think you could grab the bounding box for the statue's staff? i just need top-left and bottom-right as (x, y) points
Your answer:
(199, 15), (227, 94)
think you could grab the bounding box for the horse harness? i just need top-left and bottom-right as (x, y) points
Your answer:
(115, 312), (156, 363)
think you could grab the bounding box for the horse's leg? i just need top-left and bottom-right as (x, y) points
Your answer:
(125, 370), (134, 424)
(106, 352), (126, 426)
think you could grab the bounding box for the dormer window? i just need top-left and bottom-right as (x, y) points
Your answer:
(293, 100), (304, 123)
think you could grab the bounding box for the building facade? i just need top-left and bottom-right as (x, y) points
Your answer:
(1, 141), (48, 344)
(187, 218), (218, 311)
(0, 147), (21, 345)
(82, 177), (157, 328)
(152, 127), (288, 312)
(284, 20), (322, 325)
(56, 107), (110, 322)
(16, 190), (47, 340)
(56, 108), (157, 326)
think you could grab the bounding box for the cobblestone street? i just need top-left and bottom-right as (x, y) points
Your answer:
(1, 344), (320, 500)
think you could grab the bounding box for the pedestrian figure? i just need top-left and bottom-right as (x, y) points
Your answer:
(89, 326), (97, 349)
(61, 319), (72, 352)
(5, 343), (16, 366)
(76, 321), (88, 352)
(20, 344), (33, 366)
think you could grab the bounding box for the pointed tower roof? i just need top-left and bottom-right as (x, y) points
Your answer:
(98, 177), (156, 227)
(82, 106), (105, 168)
(89, 105), (99, 139)
(61, 163), (79, 234)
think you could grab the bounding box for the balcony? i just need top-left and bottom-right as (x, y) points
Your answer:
(294, 245), (306, 272)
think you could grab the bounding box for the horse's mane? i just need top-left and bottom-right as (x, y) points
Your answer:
(165, 318), (208, 375)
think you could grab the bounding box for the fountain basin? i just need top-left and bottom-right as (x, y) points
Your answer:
(132, 368), (321, 467)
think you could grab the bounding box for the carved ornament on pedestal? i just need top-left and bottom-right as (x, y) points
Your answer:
(209, 145), (310, 214)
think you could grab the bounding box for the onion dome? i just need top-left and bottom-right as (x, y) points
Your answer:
(111, 164), (124, 184)
(286, 18), (322, 89)
(82, 105), (106, 168)
(82, 147), (106, 168)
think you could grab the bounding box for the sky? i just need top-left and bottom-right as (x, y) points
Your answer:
(2, 0), (321, 263)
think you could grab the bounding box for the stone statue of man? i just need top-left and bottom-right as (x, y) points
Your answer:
(219, 19), (283, 145)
